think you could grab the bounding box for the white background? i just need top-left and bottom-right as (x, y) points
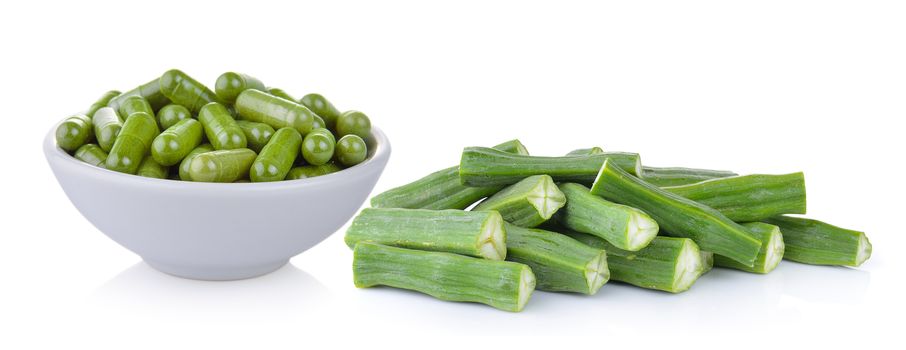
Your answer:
(1, 0), (903, 348)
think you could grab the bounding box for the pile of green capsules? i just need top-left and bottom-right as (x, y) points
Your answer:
(55, 69), (373, 182)
(347, 140), (872, 312)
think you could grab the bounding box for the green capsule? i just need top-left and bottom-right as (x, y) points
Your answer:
(73, 144), (107, 167)
(56, 114), (94, 152)
(108, 78), (171, 115)
(250, 127), (302, 182)
(119, 95), (155, 122)
(199, 102), (247, 150)
(136, 157), (168, 179)
(92, 107), (123, 152)
(159, 69), (224, 113)
(88, 90), (121, 118)
(151, 119), (203, 166)
(267, 87), (296, 102)
(189, 149), (257, 183)
(235, 89), (315, 136)
(300, 93), (341, 131)
(105, 112), (159, 174)
(335, 134), (367, 167)
(301, 127), (336, 165)
(285, 163), (342, 180)
(336, 110), (371, 140)
(178, 143), (214, 181)
(215, 72), (266, 104)
(236, 120), (275, 152)
(158, 104), (193, 130)
(312, 114), (326, 130)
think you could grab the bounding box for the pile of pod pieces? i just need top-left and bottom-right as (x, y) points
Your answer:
(54, 69), (374, 182)
(347, 140), (872, 312)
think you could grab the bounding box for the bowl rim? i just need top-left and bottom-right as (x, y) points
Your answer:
(44, 122), (391, 190)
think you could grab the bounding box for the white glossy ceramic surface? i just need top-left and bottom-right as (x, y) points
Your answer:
(44, 126), (390, 280)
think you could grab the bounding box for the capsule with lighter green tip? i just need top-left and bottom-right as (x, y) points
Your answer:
(188, 148), (257, 183)
(714, 222), (785, 274)
(234, 89), (315, 136)
(92, 107), (123, 152)
(105, 112), (159, 174)
(267, 87), (296, 102)
(642, 166), (739, 187)
(157, 104), (192, 130)
(763, 216), (871, 267)
(236, 120), (275, 153)
(74, 144), (107, 167)
(473, 175), (566, 227)
(118, 95), (155, 121)
(556, 182), (659, 251)
(136, 157), (168, 179)
(178, 143), (214, 181)
(151, 119), (203, 166)
(56, 114), (94, 152)
(663, 172), (807, 222)
(335, 134), (367, 167)
(215, 72), (266, 104)
(301, 127), (335, 165)
(285, 163), (342, 180)
(562, 228), (706, 293)
(108, 78), (171, 115)
(590, 159), (763, 266)
(300, 93), (341, 131)
(504, 223), (608, 295)
(199, 102), (247, 150)
(345, 208), (507, 260)
(353, 242), (535, 312)
(251, 127), (302, 182)
(159, 69), (223, 113)
(458, 146), (642, 187)
(336, 110), (371, 140)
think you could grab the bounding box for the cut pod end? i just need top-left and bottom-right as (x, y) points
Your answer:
(672, 240), (704, 293)
(626, 211), (660, 251)
(527, 175), (567, 220)
(761, 226), (785, 273)
(584, 251), (610, 295)
(854, 233), (872, 266)
(478, 212), (507, 260)
(515, 266), (536, 312)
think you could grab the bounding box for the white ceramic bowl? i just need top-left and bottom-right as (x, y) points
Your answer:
(44, 125), (390, 280)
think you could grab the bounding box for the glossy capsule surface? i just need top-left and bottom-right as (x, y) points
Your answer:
(88, 90), (121, 118)
(235, 89), (315, 136)
(250, 128), (302, 182)
(73, 144), (107, 167)
(105, 112), (159, 174)
(300, 93), (341, 131)
(136, 157), (168, 179)
(158, 104), (192, 130)
(215, 72), (266, 104)
(159, 69), (223, 113)
(56, 114), (93, 151)
(119, 95), (155, 121)
(267, 87), (295, 102)
(236, 120), (275, 153)
(108, 78), (171, 114)
(189, 149), (257, 183)
(335, 134), (367, 167)
(151, 118), (203, 166)
(178, 143), (214, 181)
(199, 102), (247, 150)
(336, 110), (371, 139)
(285, 163), (341, 180)
(301, 127), (335, 165)
(92, 107), (123, 152)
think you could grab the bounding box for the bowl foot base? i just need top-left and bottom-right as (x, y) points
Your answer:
(143, 258), (289, 281)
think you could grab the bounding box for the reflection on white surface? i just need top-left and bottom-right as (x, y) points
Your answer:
(91, 262), (331, 323)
